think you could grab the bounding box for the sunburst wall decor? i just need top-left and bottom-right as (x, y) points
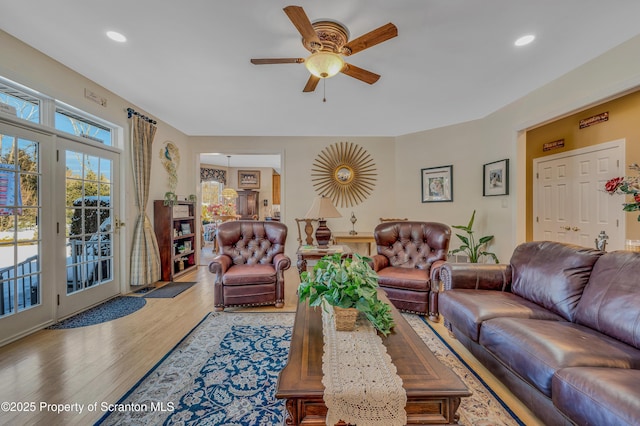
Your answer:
(311, 141), (377, 208)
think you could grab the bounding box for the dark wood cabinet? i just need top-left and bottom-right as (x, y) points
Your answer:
(154, 200), (197, 281)
(236, 190), (259, 220)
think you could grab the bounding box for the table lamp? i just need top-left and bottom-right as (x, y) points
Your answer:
(305, 195), (341, 248)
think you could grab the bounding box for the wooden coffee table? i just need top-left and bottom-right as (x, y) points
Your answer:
(276, 295), (471, 425)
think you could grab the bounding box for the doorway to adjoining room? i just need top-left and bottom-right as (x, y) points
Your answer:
(198, 153), (281, 265)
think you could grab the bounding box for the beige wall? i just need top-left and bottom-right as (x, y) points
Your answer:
(3, 27), (640, 283)
(186, 136), (395, 260)
(395, 34), (640, 262)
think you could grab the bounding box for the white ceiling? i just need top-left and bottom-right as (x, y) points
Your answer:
(2, 1), (640, 137)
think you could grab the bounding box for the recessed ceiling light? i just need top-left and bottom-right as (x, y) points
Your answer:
(106, 31), (127, 43)
(515, 34), (535, 47)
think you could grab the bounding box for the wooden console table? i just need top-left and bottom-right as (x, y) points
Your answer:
(276, 295), (471, 425)
(332, 232), (376, 256)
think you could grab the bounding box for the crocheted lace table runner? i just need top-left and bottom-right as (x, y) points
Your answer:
(321, 305), (407, 426)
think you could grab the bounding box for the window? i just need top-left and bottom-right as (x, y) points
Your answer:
(0, 81), (40, 123)
(55, 103), (113, 146)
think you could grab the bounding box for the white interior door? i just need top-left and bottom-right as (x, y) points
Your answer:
(534, 139), (625, 250)
(56, 138), (120, 319)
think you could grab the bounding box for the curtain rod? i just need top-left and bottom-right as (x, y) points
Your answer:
(126, 107), (157, 125)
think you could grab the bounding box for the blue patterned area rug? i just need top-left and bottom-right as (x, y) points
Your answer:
(95, 312), (523, 426)
(47, 296), (146, 329)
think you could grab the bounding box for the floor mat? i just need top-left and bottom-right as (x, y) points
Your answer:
(143, 281), (197, 298)
(47, 296), (146, 329)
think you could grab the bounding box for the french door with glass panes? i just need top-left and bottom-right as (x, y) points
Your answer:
(56, 138), (120, 319)
(0, 124), (51, 344)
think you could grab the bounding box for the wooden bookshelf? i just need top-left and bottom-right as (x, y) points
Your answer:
(154, 200), (197, 281)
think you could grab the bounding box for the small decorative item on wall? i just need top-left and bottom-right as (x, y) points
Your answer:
(421, 165), (453, 203)
(483, 159), (509, 196)
(160, 141), (180, 192)
(238, 170), (261, 189)
(311, 141), (377, 208)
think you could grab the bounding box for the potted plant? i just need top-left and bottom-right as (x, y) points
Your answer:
(298, 253), (395, 336)
(450, 210), (499, 263)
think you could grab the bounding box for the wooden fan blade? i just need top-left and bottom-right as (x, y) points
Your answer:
(303, 75), (320, 92)
(283, 5), (321, 46)
(251, 58), (304, 65)
(341, 63), (380, 85)
(343, 23), (398, 56)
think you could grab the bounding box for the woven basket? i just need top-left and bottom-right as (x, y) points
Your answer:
(334, 306), (359, 331)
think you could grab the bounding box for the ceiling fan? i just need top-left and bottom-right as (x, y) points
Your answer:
(251, 5), (398, 92)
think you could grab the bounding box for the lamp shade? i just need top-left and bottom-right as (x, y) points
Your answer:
(305, 52), (345, 79)
(222, 187), (238, 199)
(305, 195), (341, 219)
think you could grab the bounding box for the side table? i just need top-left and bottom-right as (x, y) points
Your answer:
(296, 245), (352, 277)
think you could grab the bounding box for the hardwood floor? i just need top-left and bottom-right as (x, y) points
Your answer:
(0, 264), (300, 426)
(0, 255), (540, 425)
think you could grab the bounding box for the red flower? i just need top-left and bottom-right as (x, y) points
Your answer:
(634, 193), (640, 203)
(605, 177), (623, 193)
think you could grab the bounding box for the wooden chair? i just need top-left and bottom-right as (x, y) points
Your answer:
(295, 218), (319, 247)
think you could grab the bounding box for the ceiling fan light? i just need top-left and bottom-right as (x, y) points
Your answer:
(305, 52), (344, 78)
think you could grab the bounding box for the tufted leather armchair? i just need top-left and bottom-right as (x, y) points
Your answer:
(209, 221), (291, 311)
(370, 221), (451, 320)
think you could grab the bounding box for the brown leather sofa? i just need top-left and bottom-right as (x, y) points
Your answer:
(209, 221), (291, 311)
(370, 221), (451, 319)
(437, 241), (640, 425)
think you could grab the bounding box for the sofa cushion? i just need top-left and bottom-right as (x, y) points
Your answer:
(439, 289), (564, 342)
(222, 264), (276, 285)
(480, 317), (640, 397)
(510, 241), (603, 321)
(575, 251), (640, 349)
(377, 266), (429, 291)
(553, 367), (640, 426)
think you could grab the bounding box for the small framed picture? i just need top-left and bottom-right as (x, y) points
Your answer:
(238, 170), (261, 189)
(184, 241), (192, 252)
(483, 159), (509, 196)
(421, 165), (453, 203)
(180, 222), (192, 235)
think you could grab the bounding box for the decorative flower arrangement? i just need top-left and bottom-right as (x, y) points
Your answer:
(206, 202), (236, 217)
(604, 163), (640, 220)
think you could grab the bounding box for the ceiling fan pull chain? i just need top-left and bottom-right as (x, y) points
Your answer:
(323, 79), (327, 103)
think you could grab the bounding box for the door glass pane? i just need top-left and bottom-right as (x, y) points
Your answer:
(65, 150), (113, 294)
(0, 135), (41, 316)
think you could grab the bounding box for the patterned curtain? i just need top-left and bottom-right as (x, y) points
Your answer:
(200, 167), (226, 184)
(130, 115), (161, 286)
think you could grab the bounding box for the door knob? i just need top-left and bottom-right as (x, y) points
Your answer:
(572, 227), (580, 232)
(560, 226), (571, 231)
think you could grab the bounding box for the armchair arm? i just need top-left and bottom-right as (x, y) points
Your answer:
(208, 254), (233, 275)
(273, 253), (291, 272)
(438, 262), (511, 292)
(369, 254), (390, 272)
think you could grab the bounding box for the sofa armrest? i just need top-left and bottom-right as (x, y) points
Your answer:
(438, 262), (511, 292)
(274, 253), (291, 272)
(369, 254), (390, 272)
(209, 254), (233, 275)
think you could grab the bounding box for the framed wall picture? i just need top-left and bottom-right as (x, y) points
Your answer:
(180, 222), (192, 235)
(483, 159), (509, 196)
(421, 165), (453, 203)
(238, 170), (261, 189)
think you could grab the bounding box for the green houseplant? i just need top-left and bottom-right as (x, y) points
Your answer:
(450, 210), (499, 263)
(298, 253), (395, 336)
